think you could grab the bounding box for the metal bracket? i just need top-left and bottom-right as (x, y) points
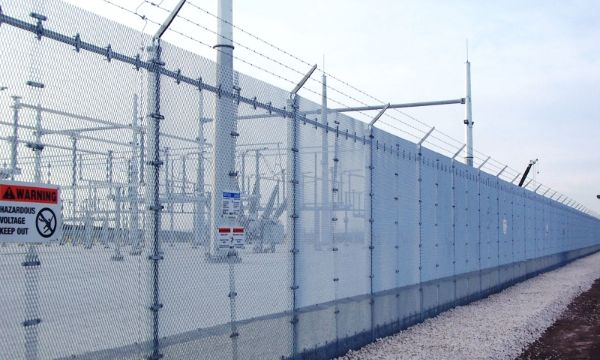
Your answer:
(290, 64), (317, 96)
(149, 113), (164, 120)
(418, 127), (435, 145)
(22, 260), (41, 267)
(26, 81), (45, 89)
(74, 33), (81, 52)
(105, 44), (113, 62)
(477, 156), (490, 170)
(150, 303), (163, 312)
(26, 142), (44, 151)
(22, 318), (41, 327)
(234, 85), (241, 104)
(30, 12), (47, 40)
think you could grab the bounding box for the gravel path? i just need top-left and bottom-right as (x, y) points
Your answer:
(338, 252), (600, 360)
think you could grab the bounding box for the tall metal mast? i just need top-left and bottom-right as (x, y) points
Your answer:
(465, 44), (474, 166)
(210, 0), (238, 257)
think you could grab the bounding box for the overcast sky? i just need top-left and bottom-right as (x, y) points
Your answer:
(61, 0), (600, 214)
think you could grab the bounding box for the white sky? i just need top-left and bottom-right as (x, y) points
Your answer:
(55, 0), (600, 214)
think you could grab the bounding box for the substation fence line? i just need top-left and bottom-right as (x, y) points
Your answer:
(0, 7), (369, 146)
(102, 0), (384, 127)
(141, 0), (471, 157)
(109, 0), (519, 183)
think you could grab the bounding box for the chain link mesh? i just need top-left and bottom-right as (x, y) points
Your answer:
(0, 1), (599, 359)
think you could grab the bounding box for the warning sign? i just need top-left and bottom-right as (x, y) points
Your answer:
(222, 191), (241, 219)
(217, 227), (246, 249)
(0, 181), (62, 243)
(218, 227), (233, 249)
(232, 227), (246, 249)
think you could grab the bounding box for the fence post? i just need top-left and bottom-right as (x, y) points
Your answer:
(287, 96), (299, 359)
(496, 178), (500, 288)
(394, 144), (401, 330)
(415, 127), (433, 320)
(368, 128), (375, 340)
(416, 142), (423, 320)
(146, 40), (164, 360)
(9, 96), (21, 181)
(477, 169), (482, 294)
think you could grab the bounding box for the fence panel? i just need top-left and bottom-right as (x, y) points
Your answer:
(0, 2), (599, 359)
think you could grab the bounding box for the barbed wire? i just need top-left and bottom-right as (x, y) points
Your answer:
(95, 0), (590, 214)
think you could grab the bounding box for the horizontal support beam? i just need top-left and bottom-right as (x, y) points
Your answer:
(332, 98), (465, 113)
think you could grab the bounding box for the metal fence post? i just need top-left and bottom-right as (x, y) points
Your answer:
(477, 169), (482, 294)
(287, 96), (299, 359)
(146, 40), (164, 360)
(368, 128), (375, 340)
(416, 142), (423, 320)
(415, 127), (433, 320)
(9, 96), (21, 181)
(22, 102), (45, 360)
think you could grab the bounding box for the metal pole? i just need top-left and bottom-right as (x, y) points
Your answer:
(22, 103), (44, 360)
(193, 90), (207, 248)
(333, 98), (463, 114)
(10, 96), (21, 180)
(465, 59), (474, 167)
(112, 186), (124, 261)
(210, 0), (238, 258)
(146, 39), (164, 360)
(313, 152), (320, 245)
(71, 136), (78, 242)
(130, 95), (141, 254)
(287, 96), (300, 358)
(320, 73), (330, 249)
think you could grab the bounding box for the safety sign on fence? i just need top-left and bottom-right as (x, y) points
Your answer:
(222, 191), (241, 218)
(217, 227), (246, 249)
(0, 181), (63, 243)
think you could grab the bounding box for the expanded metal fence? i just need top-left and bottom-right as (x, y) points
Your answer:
(1, 1), (599, 359)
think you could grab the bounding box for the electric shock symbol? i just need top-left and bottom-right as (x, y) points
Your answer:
(36, 208), (57, 238)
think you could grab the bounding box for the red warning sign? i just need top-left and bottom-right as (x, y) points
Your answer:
(0, 184), (58, 204)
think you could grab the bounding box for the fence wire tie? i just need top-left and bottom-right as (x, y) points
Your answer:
(217, 84), (222, 98)
(105, 44), (113, 62)
(197, 77), (203, 92)
(234, 85), (241, 104)
(175, 69), (181, 84)
(22, 318), (41, 327)
(73, 33), (81, 52)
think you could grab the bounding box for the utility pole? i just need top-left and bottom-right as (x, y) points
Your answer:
(210, 0), (239, 258)
(464, 47), (474, 167)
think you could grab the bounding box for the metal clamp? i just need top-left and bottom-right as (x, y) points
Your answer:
(150, 303), (163, 312)
(30, 12), (46, 40)
(175, 69), (182, 84)
(105, 44), (113, 62)
(22, 318), (41, 327)
(22, 260), (41, 267)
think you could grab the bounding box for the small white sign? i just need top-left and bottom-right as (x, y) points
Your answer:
(232, 227), (246, 249)
(222, 191), (241, 219)
(218, 227), (233, 249)
(0, 181), (62, 243)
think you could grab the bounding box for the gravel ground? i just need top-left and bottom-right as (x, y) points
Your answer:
(338, 252), (600, 360)
(518, 277), (600, 359)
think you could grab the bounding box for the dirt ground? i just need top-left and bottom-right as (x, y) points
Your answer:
(518, 278), (600, 360)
